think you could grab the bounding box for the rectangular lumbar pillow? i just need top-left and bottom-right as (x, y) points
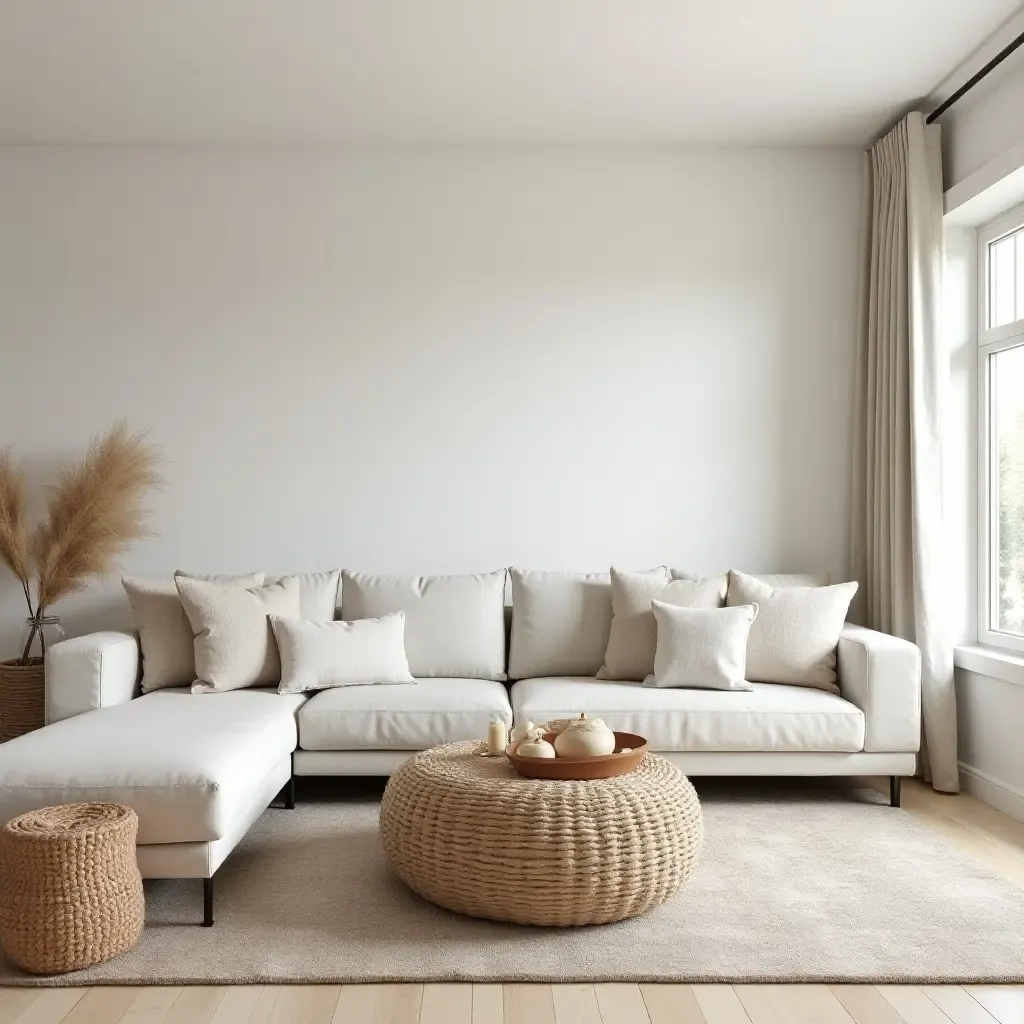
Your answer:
(340, 570), (507, 680)
(508, 569), (612, 679)
(123, 571), (265, 692)
(726, 570), (858, 691)
(646, 601), (757, 691)
(597, 567), (728, 681)
(176, 576), (301, 693)
(271, 612), (414, 694)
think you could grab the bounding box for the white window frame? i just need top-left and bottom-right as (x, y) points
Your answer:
(978, 200), (1024, 652)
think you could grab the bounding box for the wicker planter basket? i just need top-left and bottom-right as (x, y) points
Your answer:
(0, 657), (45, 742)
(0, 803), (144, 975)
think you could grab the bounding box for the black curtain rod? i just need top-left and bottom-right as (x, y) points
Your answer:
(927, 28), (1024, 123)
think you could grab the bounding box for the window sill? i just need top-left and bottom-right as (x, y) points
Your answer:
(954, 644), (1024, 687)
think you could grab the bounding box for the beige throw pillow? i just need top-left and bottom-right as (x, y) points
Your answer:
(726, 570), (858, 691)
(597, 567), (728, 681)
(272, 613), (414, 694)
(646, 601), (757, 691)
(176, 576), (301, 693)
(123, 571), (265, 692)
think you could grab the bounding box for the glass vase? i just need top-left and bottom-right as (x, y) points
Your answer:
(18, 615), (65, 664)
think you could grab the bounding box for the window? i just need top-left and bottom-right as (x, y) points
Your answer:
(979, 205), (1024, 651)
(988, 225), (1024, 328)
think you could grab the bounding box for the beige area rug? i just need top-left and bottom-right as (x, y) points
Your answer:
(4, 778), (1024, 986)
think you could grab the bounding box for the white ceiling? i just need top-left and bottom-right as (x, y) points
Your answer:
(0, 0), (1020, 146)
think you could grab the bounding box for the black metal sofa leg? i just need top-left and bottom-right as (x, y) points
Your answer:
(890, 776), (902, 808)
(275, 757), (297, 809)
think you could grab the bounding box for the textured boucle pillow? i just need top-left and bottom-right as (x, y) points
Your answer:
(597, 567), (728, 682)
(646, 601), (757, 691)
(726, 570), (858, 691)
(176, 576), (301, 693)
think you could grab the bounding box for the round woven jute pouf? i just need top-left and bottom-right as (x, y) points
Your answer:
(0, 803), (144, 974)
(380, 741), (703, 927)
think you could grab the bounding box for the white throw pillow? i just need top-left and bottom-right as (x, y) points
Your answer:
(726, 570), (858, 691)
(508, 569), (612, 679)
(123, 571), (265, 692)
(645, 601), (757, 691)
(597, 567), (728, 681)
(176, 576), (301, 693)
(340, 570), (507, 680)
(271, 613), (414, 694)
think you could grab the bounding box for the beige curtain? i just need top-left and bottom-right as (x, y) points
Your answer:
(850, 112), (959, 792)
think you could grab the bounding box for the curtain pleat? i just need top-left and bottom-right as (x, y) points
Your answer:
(851, 112), (958, 792)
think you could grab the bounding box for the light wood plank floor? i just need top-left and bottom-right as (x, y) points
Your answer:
(3, 777), (1023, 1024)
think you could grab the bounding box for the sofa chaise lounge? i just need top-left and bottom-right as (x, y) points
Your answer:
(0, 568), (921, 926)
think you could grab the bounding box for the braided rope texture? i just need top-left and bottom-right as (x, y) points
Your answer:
(0, 803), (144, 974)
(380, 741), (703, 927)
(0, 658), (45, 742)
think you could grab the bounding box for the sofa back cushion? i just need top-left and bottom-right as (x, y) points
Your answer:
(340, 570), (507, 680)
(508, 569), (613, 680)
(266, 570), (340, 621)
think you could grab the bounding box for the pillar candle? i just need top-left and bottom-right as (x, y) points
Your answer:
(487, 720), (508, 756)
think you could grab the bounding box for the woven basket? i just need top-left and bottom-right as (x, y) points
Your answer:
(0, 657), (45, 742)
(380, 741), (703, 927)
(0, 803), (144, 974)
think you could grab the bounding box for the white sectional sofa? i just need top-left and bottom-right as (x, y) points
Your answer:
(0, 568), (921, 927)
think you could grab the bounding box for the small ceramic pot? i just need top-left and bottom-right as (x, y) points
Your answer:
(553, 713), (616, 758)
(517, 737), (557, 759)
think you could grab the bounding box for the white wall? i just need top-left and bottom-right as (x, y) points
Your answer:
(0, 147), (864, 654)
(957, 668), (1024, 819)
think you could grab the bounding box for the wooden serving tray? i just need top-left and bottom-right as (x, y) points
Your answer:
(506, 732), (648, 780)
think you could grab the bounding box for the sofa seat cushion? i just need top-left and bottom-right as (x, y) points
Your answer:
(511, 677), (865, 752)
(297, 679), (513, 751)
(0, 689), (305, 845)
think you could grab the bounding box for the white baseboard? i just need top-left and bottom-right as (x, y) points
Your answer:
(958, 762), (1024, 823)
